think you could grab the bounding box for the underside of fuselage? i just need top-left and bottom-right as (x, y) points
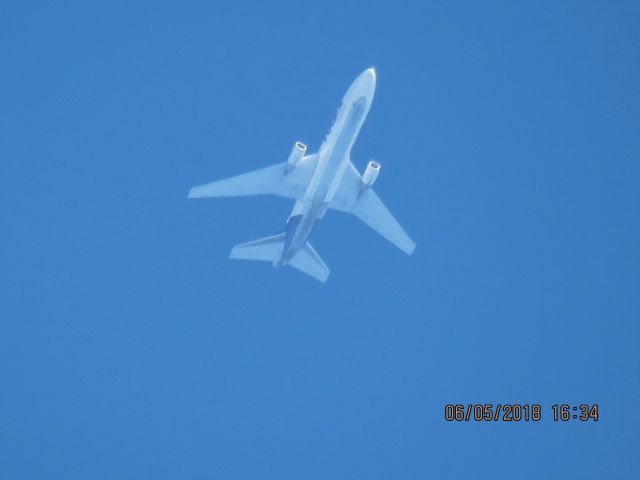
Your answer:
(280, 96), (369, 262)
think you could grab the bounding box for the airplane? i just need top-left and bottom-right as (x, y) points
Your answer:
(188, 68), (415, 282)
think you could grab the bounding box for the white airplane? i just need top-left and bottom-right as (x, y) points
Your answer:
(188, 68), (415, 282)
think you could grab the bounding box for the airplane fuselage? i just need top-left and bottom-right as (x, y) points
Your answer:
(279, 68), (377, 264)
(188, 66), (415, 281)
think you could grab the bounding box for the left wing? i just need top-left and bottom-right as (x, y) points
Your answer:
(330, 161), (415, 255)
(188, 154), (318, 201)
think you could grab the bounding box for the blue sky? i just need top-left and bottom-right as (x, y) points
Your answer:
(2, 1), (639, 478)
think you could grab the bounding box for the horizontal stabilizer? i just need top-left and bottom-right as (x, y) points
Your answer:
(229, 234), (285, 262)
(288, 242), (330, 283)
(229, 234), (329, 283)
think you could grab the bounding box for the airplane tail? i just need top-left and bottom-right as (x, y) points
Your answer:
(288, 242), (330, 283)
(229, 234), (330, 282)
(229, 233), (286, 262)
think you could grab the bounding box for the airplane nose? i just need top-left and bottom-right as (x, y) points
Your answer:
(343, 67), (377, 102)
(361, 67), (376, 92)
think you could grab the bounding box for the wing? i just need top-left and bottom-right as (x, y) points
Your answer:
(188, 154), (318, 200)
(330, 161), (415, 255)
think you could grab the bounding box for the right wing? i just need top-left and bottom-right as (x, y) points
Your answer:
(330, 161), (415, 255)
(188, 154), (318, 201)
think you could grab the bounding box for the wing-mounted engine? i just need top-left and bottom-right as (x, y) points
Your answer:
(285, 142), (308, 173)
(361, 161), (381, 189)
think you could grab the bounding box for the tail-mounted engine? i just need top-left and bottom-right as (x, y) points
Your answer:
(286, 141), (307, 172)
(361, 161), (381, 189)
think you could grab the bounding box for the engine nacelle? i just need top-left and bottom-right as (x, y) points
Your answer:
(286, 141), (307, 172)
(361, 161), (381, 188)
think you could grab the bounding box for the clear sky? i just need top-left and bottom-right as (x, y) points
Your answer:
(2, 1), (639, 478)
